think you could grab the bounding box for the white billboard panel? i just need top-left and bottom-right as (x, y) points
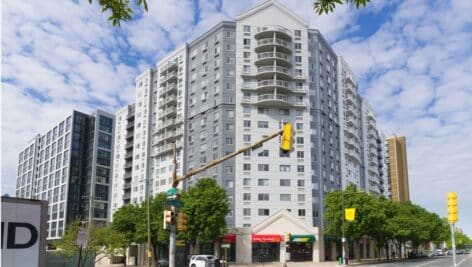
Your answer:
(1, 197), (47, 267)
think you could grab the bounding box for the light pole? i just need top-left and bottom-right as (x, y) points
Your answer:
(340, 189), (362, 266)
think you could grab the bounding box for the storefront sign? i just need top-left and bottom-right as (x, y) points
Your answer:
(289, 235), (315, 243)
(252, 234), (281, 243)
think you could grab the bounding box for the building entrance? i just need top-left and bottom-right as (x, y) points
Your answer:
(252, 242), (280, 262)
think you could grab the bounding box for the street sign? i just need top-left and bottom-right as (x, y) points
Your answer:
(164, 199), (183, 208)
(221, 244), (231, 248)
(76, 227), (89, 247)
(166, 187), (179, 196)
(341, 237), (346, 243)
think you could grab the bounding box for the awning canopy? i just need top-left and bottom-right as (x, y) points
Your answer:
(289, 234), (316, 243)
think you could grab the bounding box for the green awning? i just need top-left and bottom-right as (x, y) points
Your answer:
(289, 235), (316, 243)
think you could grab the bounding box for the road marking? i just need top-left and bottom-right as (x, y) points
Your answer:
(415, 259), (442, 267)
(458, 255), (471, 266)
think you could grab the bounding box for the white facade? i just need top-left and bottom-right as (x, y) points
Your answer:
(111, 106), (131, 215)
(338, 57), (363, 189)
(234, 1), (313, 227)
(360, 99), (382, 195)
(151, 46), (187, 194)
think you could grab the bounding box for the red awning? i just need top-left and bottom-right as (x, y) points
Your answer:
(222, 234), (236, 243)
(252, 234), (282, 243)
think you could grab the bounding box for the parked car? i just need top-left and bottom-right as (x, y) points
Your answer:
(189, 255), (216, 267)
(434, 249), (444, 256)
(446, 250), (454, 256)
(410, 251), (428, 258)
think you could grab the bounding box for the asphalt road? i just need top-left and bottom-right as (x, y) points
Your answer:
(358, 254), (472, 267)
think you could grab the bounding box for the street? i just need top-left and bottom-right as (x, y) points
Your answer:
(359, 255), (472, 267)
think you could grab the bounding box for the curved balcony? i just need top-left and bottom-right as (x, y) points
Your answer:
(256, 65), (291, 80)
(255, 38), (292, 54)
(255, 52), (291, 67)
(242, 93), (305, 108)
(255, 25), (292, 41)
(255, 93), (292, 107)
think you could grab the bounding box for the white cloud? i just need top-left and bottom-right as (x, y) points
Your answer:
(333, 0), (472, 235)
(2, 0), (472, 236)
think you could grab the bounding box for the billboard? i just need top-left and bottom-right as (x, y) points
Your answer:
(1, 197), (47, 267)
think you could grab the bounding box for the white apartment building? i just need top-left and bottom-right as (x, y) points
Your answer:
(111, 0), (389, 244)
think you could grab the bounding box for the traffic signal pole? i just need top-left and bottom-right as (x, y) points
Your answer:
(450, 223), (456, 267)
(169, 145), (177, 267)
(172, 128), (285, 187)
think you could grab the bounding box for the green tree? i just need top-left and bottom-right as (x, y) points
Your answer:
(313, 0), (372, 15)
(135, 193), (170, 264)
(111, 204), (142, 265)
(90, 0), (371, 27)
(54, 220), (125, 267)
(447, 231), (472, 250)
(181, 178), (229, 252)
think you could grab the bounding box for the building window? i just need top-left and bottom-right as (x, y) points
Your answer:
(258, 209), (270, 216)
(225, 166), (233, 173)
(297, 165), (305, 173)
(243, 208), (251, 216)
(257, 121), (269, 128)
(97, 150), (111, 167)
(297, 137), (304, 144)
(243, 135), (251, 142)
(243, 106), (251, 114)
(297, 151), (305, 159)
(257, 150), (269, 157)
(258, 164), (269, 172)
(243, 178), (251, 186)
(280, 194), (291, 201)
(295, 43), (302, 50)
(279, 165), (290, 172)
(298, 194), (305, 202)
(243, 193), (251, 201)
(294, 30), (301, 36)
(225, 137), (233, 145)
(99, 116), (113, 133)
(243, 120), (251, 128)
(280, 179), (291, 186)
(297, 180), (305, 187)
(296, 123), (304, 130)
(258, 179), (269, 186)
(258, 194), (269, 201)
(243, 163), (251, 171)
(298, 209), (306, 216)
(244, 52), (251, 59)
(295, 56), (302, 63)
(243, 25), (251, 32)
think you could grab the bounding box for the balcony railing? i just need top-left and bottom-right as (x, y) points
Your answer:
(255, 38), (292, 52)
(255, 25), (292, 40)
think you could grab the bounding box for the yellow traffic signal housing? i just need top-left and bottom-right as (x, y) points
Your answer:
(280, 123), (293, 152)
(164, 210), (175, 229)
(177, 212), (188, 231)
(447, 192), (458, 223)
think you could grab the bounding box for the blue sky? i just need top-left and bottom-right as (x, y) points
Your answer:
(2, 0), (472, 236)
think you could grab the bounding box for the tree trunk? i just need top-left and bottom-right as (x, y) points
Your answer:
(385, 243), (389, 260)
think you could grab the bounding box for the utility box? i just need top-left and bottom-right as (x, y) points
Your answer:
(1, 197), (48, 267)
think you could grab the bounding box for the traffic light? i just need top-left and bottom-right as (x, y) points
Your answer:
(164, 210), (175, 229)
(280, 123), (293, 152)
(177, 212), (188, 231)
(447, 192), (458, 223)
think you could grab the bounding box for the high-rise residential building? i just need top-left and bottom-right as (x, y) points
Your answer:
(15, 110), (115, 240)
(338, 57), (363, 190)
(386, 135), (410, 202)
(360, 99), (385, 195)
(111, 104), (135, 215)
(111, 0), (387, 234)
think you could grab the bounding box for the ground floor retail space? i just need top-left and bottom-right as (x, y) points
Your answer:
(224, 209), (321, 264)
